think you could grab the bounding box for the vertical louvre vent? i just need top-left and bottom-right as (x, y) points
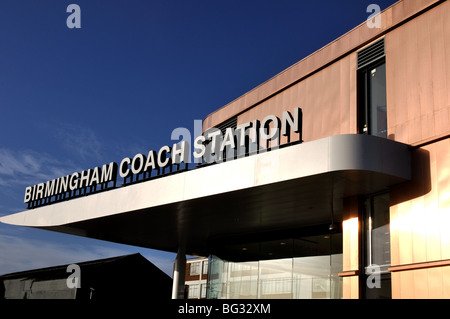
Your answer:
(215, 116), (237, 135)
(357, 38), (385, 69)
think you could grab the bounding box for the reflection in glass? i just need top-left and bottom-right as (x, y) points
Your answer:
(259, 259), (293, 299)
(364, 193), (391, 299)
(207, 233), (343, 299)
(369, 64), (387, 138)
(358, 61), (387, 138)
(365, 193), (390, 270)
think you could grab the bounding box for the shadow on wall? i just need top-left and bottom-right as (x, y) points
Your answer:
(390, 146), (431, 206)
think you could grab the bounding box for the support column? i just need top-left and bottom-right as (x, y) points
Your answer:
(172, 247), (186, 299)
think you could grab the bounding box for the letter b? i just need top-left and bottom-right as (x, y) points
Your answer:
(24, 186), (32, 203)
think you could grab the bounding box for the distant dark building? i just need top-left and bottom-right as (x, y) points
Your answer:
(0, 253), (172, 300)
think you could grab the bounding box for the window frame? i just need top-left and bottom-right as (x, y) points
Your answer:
(357, 58), (387, 138)
(360, 192), (392, 299)
(189, 261), (201, 276)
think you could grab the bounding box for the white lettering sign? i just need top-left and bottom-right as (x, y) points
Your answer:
(24, 107), (302, 208)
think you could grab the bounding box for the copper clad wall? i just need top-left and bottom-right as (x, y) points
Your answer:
(385, 1), (450, 299)
(237, 54), (357, 143)
(199, 0), (450, 299)
(386, 0), (450, 145)
(203, 0), (443, 136)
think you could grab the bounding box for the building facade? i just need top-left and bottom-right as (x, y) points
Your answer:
(199, 0), (450, 299)
(1, 0), (450, 299)
(185, 257), (208, 299)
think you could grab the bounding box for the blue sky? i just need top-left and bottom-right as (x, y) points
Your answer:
(0, 0), (398, 277)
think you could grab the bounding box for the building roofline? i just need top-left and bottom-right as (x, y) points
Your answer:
(202, 0), (443, 131)
(0, 253), (145, 279)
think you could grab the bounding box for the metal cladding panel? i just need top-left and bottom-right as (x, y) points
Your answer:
(328, 134), (411, 178)
(203, 0), (442, 131)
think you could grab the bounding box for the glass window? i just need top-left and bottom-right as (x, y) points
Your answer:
(358, 61), (388, 138)
(202, 260), (208, 275)
(363, 193), (391, 299)
(292, 233), (343, 300)
(369, 64), (387, 138)
(259, 258), (292, 299)
(200, 284), (207, 299)
(228, 261), (259, 299)
(364, 193), (390, 269)
(188, 284), (199, 299)
(190, 262), (200, 276)
(206, 233), (343, 299)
